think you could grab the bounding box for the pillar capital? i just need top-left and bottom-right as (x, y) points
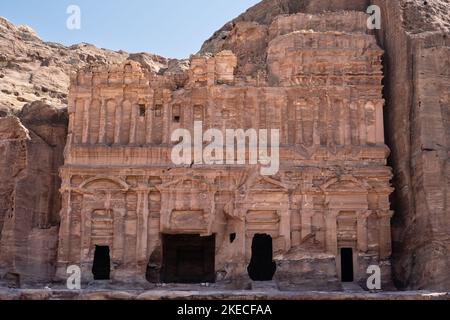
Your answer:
(376, 210), (394, 219)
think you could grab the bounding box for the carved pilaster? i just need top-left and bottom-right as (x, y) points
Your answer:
(375, 100), (385, 145)
(82, 99), (90, 144)
(112, 205), (126, 265)
(300, 194), (314, 240)
(58, 189), (72, 262)
(377, 210), (394, 259)
(136, 190), (150, 263)
(279, 206), (291, 251)
(162, 102), (170, 144)
(99, 99), (106, 144)
(80, 194), (90, 264)
(130, 103), (138, 144)
(358, 100), (367, 145)
(357, 210), (372, 253)
(114, 100), (122, 144)
(366, 101), (377, 145)
(325, 209), (339, 255)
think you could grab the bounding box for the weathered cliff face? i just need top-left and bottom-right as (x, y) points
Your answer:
(0, 17), (185, 286)
(369, 0), (449, 291)
(0, 16), (125, 285)
(0, 17), (179, 115)
(200, 0), (450, 291)
(0, 0), (449, 289)
(0, 102), (67, 285)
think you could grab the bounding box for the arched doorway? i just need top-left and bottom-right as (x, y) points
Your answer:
(247, 234), (276, 281)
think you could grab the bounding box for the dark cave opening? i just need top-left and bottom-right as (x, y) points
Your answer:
(340, 248), (354, 282)
(247, 234), (276, 281)
(161, 234), (216, 283)
(92, 245), (111, 280)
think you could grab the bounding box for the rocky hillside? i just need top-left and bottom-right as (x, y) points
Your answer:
(0, 0), (449, 290)
(199, 0), (450, 291)
(0, 17), (184, 115)
(0, 16), (186, 285)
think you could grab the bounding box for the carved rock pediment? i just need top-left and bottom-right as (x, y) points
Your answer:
(78, 176), (129, 192)
(320, 176), (369, 194)
(240, 176), (289, 194)
(250, 176), (288, 191)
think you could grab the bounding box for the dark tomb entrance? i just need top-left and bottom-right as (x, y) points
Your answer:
(247, 234), (276, 281)
(161, 234), (215, 283)
(340, 248), (354, 282)
(92, 245), (111, 280)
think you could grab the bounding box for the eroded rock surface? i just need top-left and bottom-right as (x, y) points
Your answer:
(57, 10), (393, 290)
(0, 17), (184, 113)
(0, 102), (67, 285)
(0, 0), (449, 291)
(200, 0), (450, 291)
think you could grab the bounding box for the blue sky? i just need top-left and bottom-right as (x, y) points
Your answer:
(0, 0), (261, 59)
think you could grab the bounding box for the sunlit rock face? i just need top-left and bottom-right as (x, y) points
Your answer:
(1, 0), (449, 291)
(55, 10), (393, 290)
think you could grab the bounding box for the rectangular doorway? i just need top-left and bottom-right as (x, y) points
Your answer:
(161, 234), (215, 283)
(340, 248), (354, 282)
(92, 245), (111, 280)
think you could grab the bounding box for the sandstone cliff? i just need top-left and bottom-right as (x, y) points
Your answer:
(372, 0), (450, 291)
(0, 17), (182, 285)
(0, 17), (184, 115)
(199, 0), (450, 292)
(0, 0), (449, 290)
(0, 102), (66, 284)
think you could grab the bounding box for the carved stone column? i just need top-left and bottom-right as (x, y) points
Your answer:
(68, 99), (75, 143)
(130, 103), (138, 144)
(375, 100), (385, 145)
(162, 90), (172, 144)
(236, 217), (247, 276)
(300, 195), (314, 240)
(313, 99), (320, 145)
(279, 206), (291, 251)
(136, 190), (150, 264)
(325, 209), (339, 255)
(81, 195), (95, 257)
(377, 210), (394, 259)
(357, 210), (372, 253)
(80, 194), (92, 281)
(82, 99), (91, 144)
(114, 100), (122, 144)
(343, 99), (351, 145)
(58, 187), (72, 262)
(99, 99), (106, 144)
(366, 101), (377, 145)
(146, 96), (154, 144)
(112, 204), (126, 266)
(338, 100), (346, 145)
(358, 100), (367, 145)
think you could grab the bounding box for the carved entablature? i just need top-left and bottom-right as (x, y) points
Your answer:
(157, 177), (217, 235)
